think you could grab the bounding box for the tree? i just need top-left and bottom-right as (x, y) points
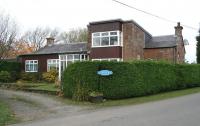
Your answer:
(7, 39), (35, 58)
(0, 13), (18, 59)
(60, 28), (87, 43)
(22, 27), (59, 51)
(197, 29), (200, 64)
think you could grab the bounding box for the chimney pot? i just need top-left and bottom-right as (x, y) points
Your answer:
(46, 37), (55, 46)
(175, 22), (183, 36)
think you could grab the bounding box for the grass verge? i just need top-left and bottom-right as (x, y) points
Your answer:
(60, 87), (200, 107)
(0, 101), (15, 126)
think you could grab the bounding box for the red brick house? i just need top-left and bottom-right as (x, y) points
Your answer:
(18, 19), (185, 79)
(88, 19), (185, 63)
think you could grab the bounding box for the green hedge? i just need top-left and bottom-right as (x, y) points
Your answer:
(0, 61), (21, 82)
(62, 61), (200, 101)
(0, 61), (20, 72)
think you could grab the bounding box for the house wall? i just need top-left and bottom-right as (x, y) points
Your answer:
(88, 21), (123, 59)
(89, 47), (122, 59)
(122, 22), (145, 61)
(19, 54), (58, 73)
(144, 48), (175, 63)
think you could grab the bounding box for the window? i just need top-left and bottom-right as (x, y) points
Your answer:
(47, 59), (59, 72)
(92, 31), (121, 47)
(59, 54), (88, 72)
(92, 58), (121, 62)
(25, 60), (38, 72)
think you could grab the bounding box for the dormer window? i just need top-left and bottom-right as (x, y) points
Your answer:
(92, 31), (121, 47)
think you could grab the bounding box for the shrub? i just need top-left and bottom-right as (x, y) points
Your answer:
(0, 71), (11, 83)
(20, 72), (41, 82)
(176, 64), (200, 88)
(62, 61), (176, 100)
(42, 69), (58, 83)
(0, 61), (21, 81)
(0, 61), (20, 72)
(62, 61), (200, 101)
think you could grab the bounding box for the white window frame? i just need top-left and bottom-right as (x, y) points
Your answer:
(58, 54), (88, 81)
(92, 58), (122, 62)
(25, 60), (38, 72)
(47, 59), (59, 72)
(92, 30), (121, 47)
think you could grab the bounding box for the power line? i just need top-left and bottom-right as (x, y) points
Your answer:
(112, 0), (198, 30)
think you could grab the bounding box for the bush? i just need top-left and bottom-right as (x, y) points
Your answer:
(20, 72), (42, 82)
(176, 64), (200, 88)
(0, 61), (21, 81)
(42, 69), (58, 83)
(0, 71), (11, 83)
(62, 61), (200, 101)
(0, 61), (20, 72)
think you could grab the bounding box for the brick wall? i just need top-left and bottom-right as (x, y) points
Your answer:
(144, 48), (175, 63)
(122, 22), (145, 61)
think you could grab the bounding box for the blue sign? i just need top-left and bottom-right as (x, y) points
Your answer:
(97, 70), (113, 76)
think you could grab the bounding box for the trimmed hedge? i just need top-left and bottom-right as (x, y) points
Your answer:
(62, 61), (200, 101)
(0, 61), (21, 82)
(0, 61), (20, 72)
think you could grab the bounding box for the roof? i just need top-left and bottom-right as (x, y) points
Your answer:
(145, 35), (177, 48)
(20, 42), (88, 56)
(89, 19), (152, 37)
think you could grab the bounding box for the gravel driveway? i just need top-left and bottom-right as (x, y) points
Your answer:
(0, 89), (88, 123)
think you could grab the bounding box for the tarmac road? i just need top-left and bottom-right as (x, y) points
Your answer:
(11, 92), (200, 126)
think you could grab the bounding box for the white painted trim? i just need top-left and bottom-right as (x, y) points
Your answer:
(25, 60), (38, 72)
(47, 59), (59, 72)
(58, 55), (61, 81)
(91, 58), (122, 62)
(92, 30), (121, 47)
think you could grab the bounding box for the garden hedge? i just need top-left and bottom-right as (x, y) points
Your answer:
(62, 61), (200, 101)
(0, 61), (21, 82)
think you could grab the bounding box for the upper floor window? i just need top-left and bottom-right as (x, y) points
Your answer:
(92, 31), (121, 47)
(25, 60), (38, 72)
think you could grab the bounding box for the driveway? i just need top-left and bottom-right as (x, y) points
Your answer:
(10, 92), (200, 126)
(0, 89), (88, 122)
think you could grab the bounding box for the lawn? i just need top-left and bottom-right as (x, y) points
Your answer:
(15, 82), (59, 93)
(0, 101), (15, 126)
(60, 87), (200, 107)
(27, 83), (59, 92)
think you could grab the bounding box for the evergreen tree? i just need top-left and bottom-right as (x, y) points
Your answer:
(197, 29), (200, 63)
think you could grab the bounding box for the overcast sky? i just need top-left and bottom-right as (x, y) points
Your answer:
(0, 0), (199, 63)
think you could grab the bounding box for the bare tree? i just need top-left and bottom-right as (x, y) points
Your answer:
(0, 13), (18, 59)
(22, 27), (59, 51)
(60, 28), (88, 43)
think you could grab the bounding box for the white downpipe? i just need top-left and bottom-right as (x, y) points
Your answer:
(58, 55), (61, 81)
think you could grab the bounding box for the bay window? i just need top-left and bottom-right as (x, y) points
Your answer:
(92, 31), (121, 47)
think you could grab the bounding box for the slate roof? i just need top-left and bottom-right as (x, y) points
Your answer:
(145, 35), (177, 48)
(21, 42), (88, 56)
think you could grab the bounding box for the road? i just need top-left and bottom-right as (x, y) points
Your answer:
(11, 92), (200, 126)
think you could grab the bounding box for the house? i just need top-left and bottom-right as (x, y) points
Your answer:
(87, 19), (185, 63)
(18, 19), (185, 80)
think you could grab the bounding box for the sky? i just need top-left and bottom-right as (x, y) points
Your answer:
(0, 0), (199, 63)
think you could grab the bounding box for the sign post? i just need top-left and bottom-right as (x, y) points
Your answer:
(97, 69), (113, 90)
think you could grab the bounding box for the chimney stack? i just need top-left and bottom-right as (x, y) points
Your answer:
(46, 37), (55, 46)
(175, 22), (183, 36)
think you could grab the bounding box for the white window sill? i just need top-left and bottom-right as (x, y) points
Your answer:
(91, 45), (122, 48)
